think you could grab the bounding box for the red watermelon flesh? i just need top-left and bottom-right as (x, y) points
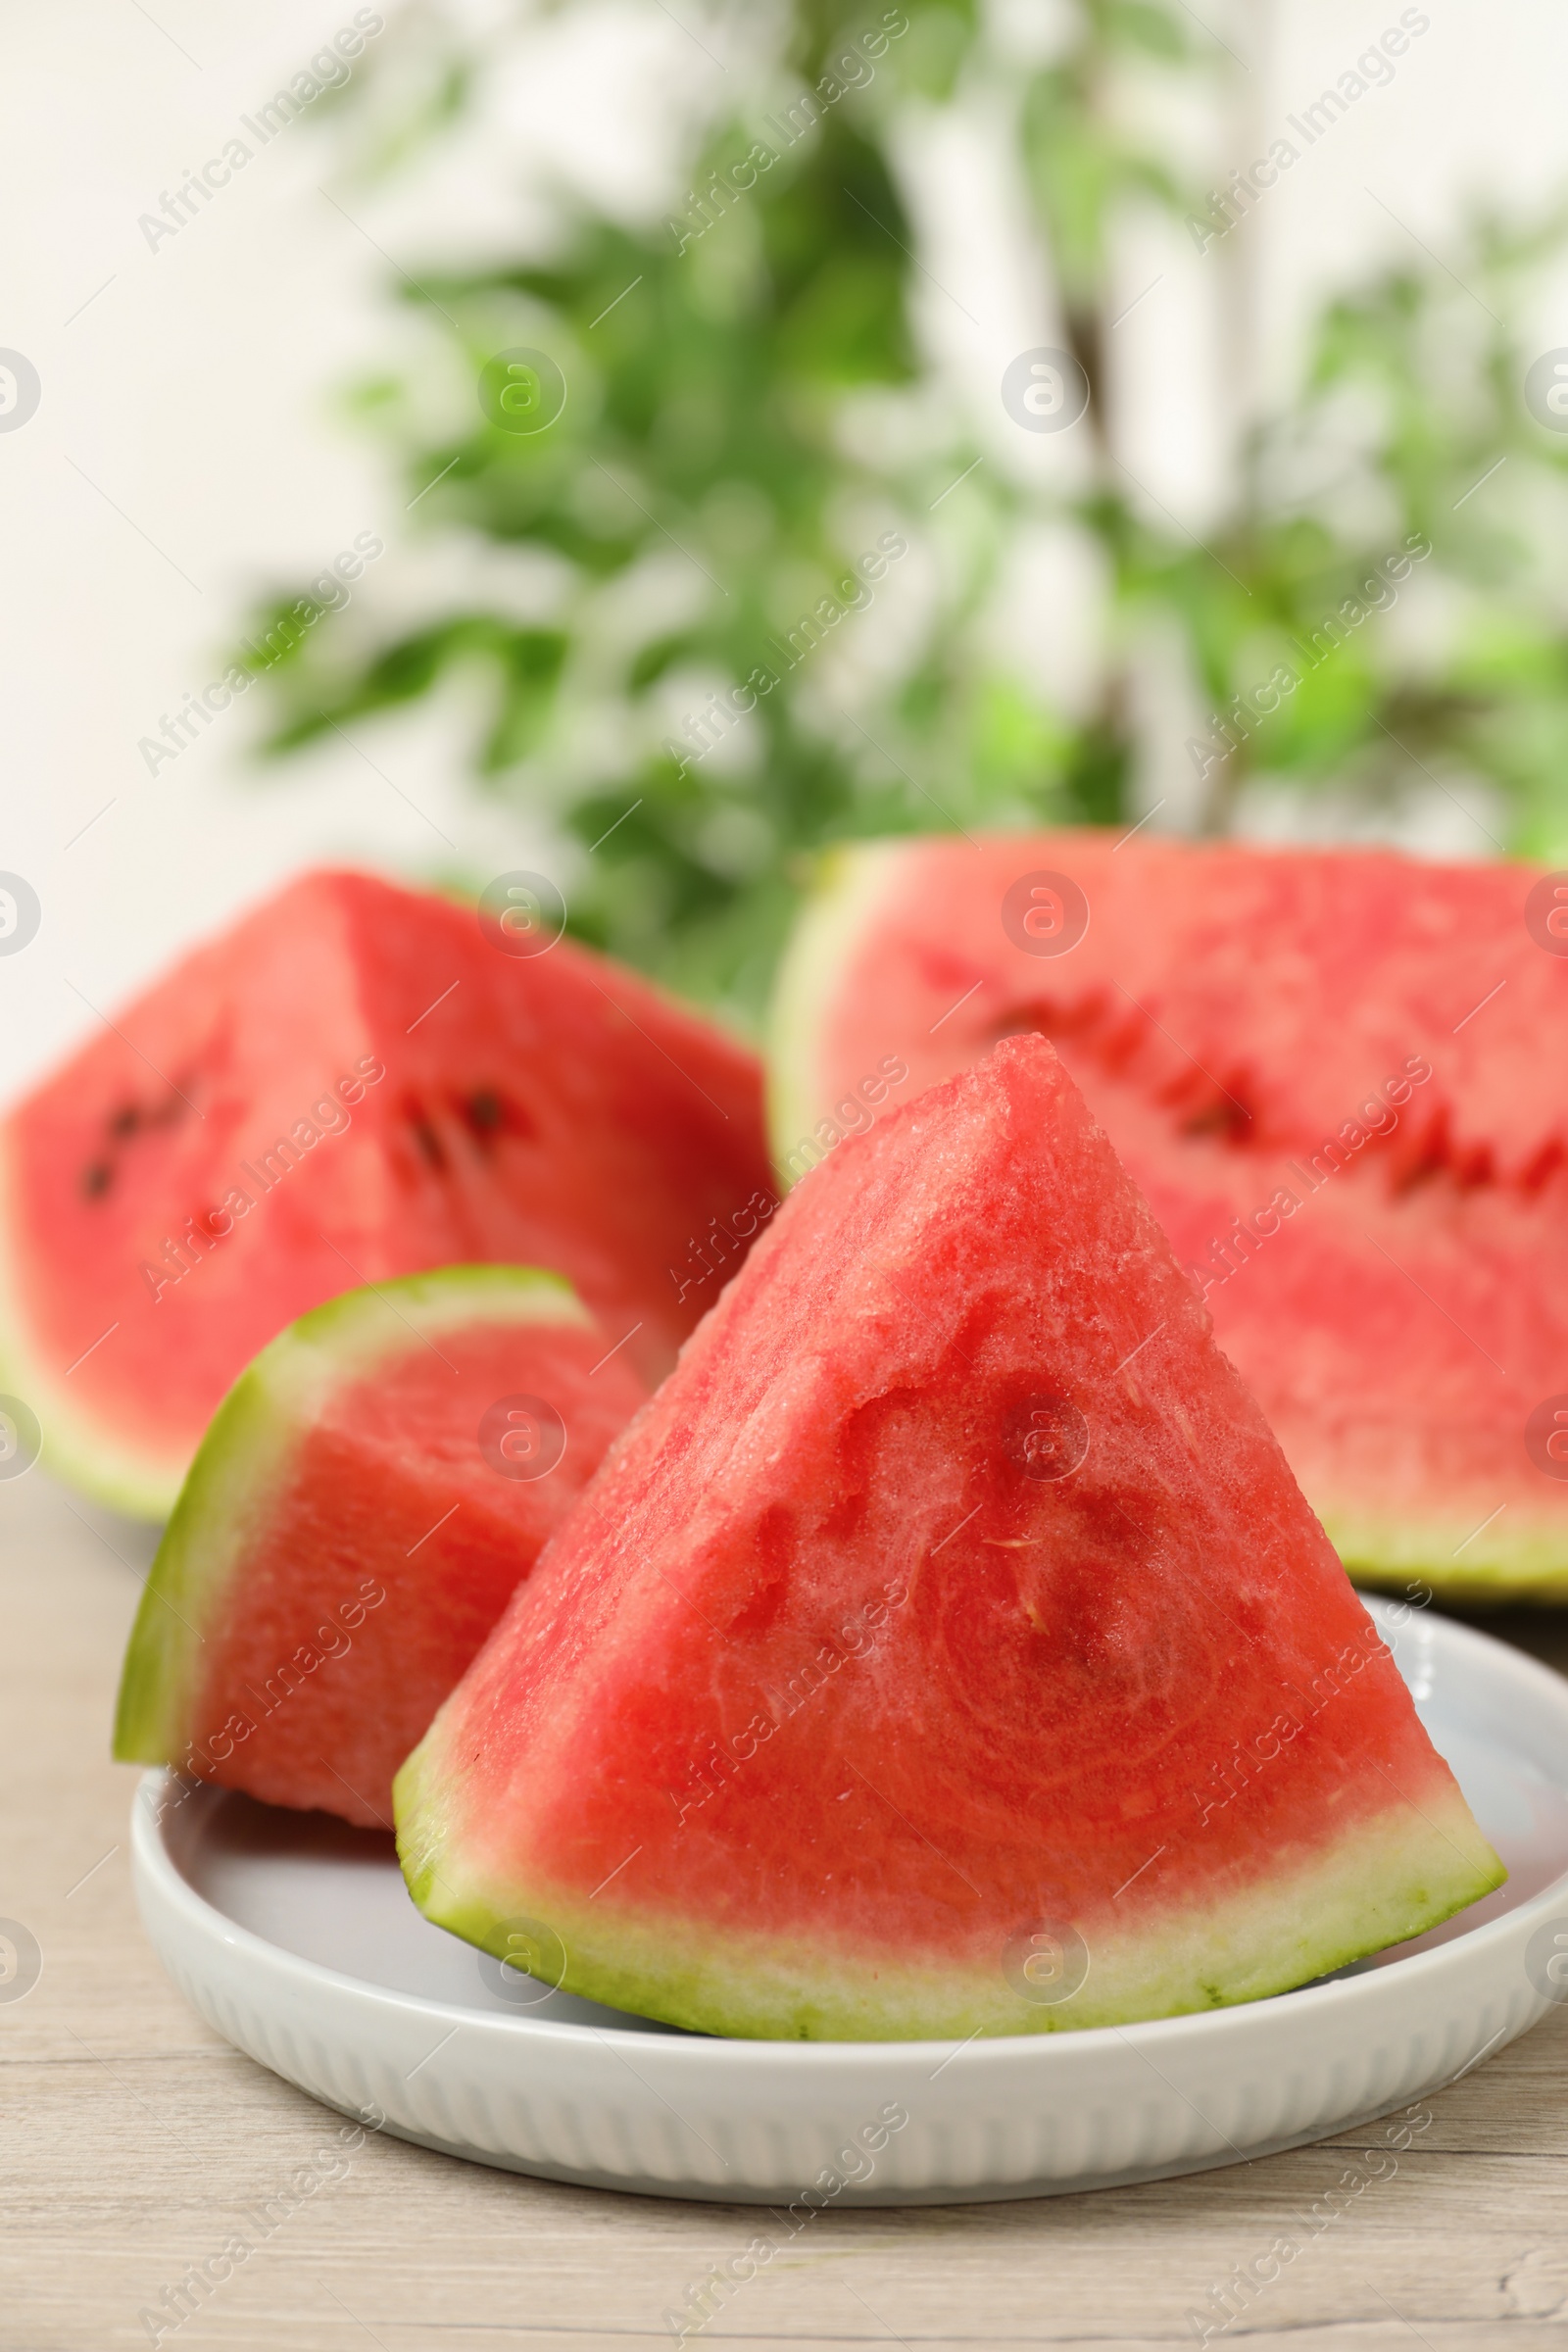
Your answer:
(0, 868), (771, 1517)
(114, 1266), (648, 1826)
(769, 833), (1568, 1598)
(396, 1038), (1500, 2039)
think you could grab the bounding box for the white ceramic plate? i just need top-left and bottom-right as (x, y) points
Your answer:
(130, 1596), (1568, 2205)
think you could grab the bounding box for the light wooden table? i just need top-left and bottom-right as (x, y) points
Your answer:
(6, 1466), (1568, 2352)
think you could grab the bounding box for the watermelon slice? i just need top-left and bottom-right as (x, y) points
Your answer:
(396, 1038), (1501, 2040)
(0, 868), (770, 1518)
(114, 1265), (648, 1826)
(770, 832), (1568, 1599)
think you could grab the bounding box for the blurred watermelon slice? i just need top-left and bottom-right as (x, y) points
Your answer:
(769, 832), (1568, 1598)
(0, 869), (771, 1517)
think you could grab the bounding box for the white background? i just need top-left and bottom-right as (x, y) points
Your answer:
(4, 0), (1568, 1103)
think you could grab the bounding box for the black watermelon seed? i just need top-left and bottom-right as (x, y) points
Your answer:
(411, 1114), (447, 1171)
(458, 1087), (535, 1146)
(1181, 1098), (1253, 1143)
(81, 1160), (114, 1200)
(109, 1104), (139, 1138)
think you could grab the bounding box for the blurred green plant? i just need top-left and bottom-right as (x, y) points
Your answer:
(1165, 204), (1568, 853)
(241, 0), (1568, 1027)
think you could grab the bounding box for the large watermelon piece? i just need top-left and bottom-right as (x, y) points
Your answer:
(770, 832), (1568, 1599)
(396, 1038), (1501, 2040)
(114, 1266), (647, 1826)
(0, 868), (771, 1517)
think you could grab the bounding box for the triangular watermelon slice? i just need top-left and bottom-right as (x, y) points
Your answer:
(0, 868), (771, 1517)
(396, 1037), (1502, 2039)
(115, 1266), (648, 1826)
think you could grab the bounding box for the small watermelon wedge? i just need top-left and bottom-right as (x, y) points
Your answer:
(114, 1266), (647, 1827)
(0, 867), (771, 1518)
(769, 832), (1568, 1598)
(396, 1038), (1502, 2040)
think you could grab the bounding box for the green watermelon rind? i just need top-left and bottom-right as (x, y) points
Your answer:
(395, 1730), (1503, 2039)
(765, 843), (1568, 1602)
(1327, 1509), (1568, 1603)
(112, 1264), (591, 1771)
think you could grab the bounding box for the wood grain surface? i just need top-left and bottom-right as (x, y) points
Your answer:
(5, 1466), (1568, 2352)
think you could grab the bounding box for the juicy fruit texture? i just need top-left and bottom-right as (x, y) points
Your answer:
(0, 868), (770, 1516)
(114, 1266), (647, 1827)
(771, 833), (1568, 1598)
(397, 1039), (1501, 2040)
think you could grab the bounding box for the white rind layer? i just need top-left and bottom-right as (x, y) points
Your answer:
(765, 841), (910, 1186)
